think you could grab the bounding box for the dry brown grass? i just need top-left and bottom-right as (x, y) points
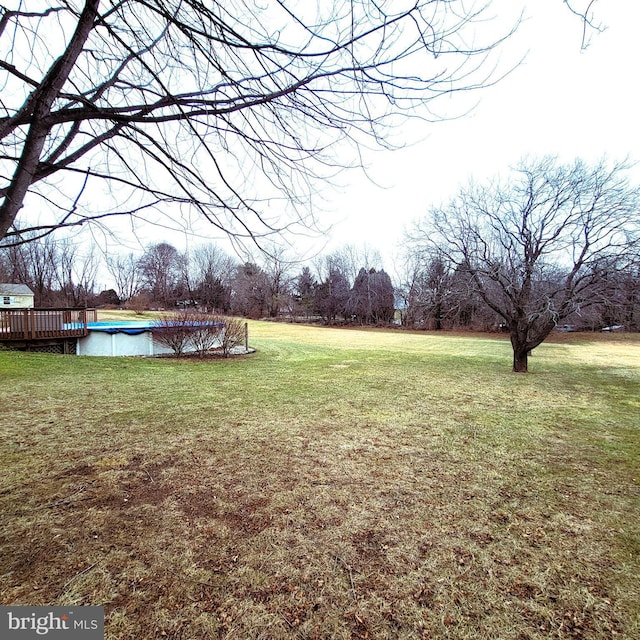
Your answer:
(1, 321), (638, 638)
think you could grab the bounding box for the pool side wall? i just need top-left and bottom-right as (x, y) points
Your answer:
(77, 330), (157, 356)
(77, 327), (224, 356)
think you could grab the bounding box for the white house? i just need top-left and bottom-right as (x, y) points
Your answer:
(0, 284), (34, 309)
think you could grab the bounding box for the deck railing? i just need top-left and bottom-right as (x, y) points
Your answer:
(0, 308), (97, 341)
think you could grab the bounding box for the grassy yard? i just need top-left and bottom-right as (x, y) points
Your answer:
(1, 319), (639, 639)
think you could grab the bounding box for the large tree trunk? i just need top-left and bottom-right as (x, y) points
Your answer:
(511, 333), (530, 373)
(0, 0), (100, 239)
(434, 302), (443, 330)
(512, 347), (529, 373)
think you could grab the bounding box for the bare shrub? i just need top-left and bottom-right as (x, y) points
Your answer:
(128, 293), (151, 315)
(217, 316), (247, 357)
(152, 311), (194, 357)
(190, 314), (224, 357)
(152, 311), (245, 357)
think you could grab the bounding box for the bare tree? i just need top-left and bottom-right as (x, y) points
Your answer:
(563, 0), (605, 48)
(53, 238), (99, 306)
(0, 232), (58, 304)
(128, 292), (151, 315)
(231, 262), (268, 319)
(577, 256), (640, 331)
(138, 242), (181, 307)
(0, 0), (526, 246)
(397, 250), (455, 329)
(1, 231), (97, 305)
(260, 245), (294, 318)
(0, 247), (9, 282)
(106, 252), (142, 304)
(322, 244), (384, 289)
(190, 243), (236, 313)
(611, 261), (640, 330)
(412, 157), (640, 372)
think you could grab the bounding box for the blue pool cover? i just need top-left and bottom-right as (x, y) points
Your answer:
(86, 320), (224, 335)
(87, 321), (154, 335)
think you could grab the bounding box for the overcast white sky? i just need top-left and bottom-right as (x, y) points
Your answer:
(310, 0), (640, 267)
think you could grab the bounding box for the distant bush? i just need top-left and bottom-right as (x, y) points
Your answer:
(128, 293), (151, 315)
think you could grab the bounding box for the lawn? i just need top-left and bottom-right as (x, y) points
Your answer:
(1, 320), (639, 639)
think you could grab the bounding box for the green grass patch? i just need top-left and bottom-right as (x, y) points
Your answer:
(1, 321), (638, 639)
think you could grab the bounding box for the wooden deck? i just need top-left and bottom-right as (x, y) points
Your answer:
(0, 308), (97, 342)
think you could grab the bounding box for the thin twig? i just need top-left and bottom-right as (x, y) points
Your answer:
(333, 554), (357, 602)
(310, 480), (374, 486)
(37, 486), (87, 510)
(257, 549), (275, 571)
(184, 578), (218, 588)
(62, 562), (98, 590)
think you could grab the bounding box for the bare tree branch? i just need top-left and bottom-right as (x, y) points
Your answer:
(1, 0), (520, 245)
(563, 0), (604, 49)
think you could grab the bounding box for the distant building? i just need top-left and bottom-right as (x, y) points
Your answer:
(0, 284), (35, 309)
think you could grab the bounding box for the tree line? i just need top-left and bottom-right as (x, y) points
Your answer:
(0, 238), (397, 325)
(2, 157), (639, 371)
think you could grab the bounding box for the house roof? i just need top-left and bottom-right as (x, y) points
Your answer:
(0, 283), (34, 296)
